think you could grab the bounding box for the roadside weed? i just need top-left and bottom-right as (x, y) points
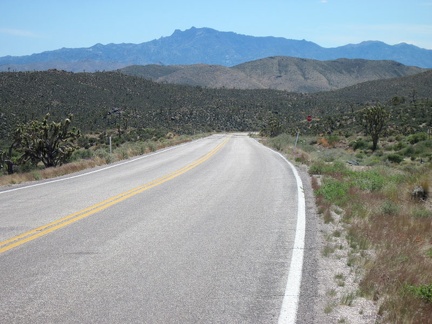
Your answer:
(267, 132), (432, 323)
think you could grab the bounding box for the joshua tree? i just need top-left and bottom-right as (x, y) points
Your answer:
(359, 104), (389, 151)
(261, 112), (283, 137)
(12, 114), (80, 168)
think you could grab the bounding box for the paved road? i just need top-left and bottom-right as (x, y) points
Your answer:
(0, 134), (305, 323)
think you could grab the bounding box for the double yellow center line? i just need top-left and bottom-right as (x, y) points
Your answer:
(0, 136), (230, 254)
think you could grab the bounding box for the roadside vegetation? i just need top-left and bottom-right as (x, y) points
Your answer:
(265, 131), (432, 323)
(0, 123), (205, 186)
(1, 70), (432, 147)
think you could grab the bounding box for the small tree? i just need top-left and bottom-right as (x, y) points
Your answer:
(261, 114), (282, 137)
(359, 104), (389, 151)
(12, 114), (80, 168)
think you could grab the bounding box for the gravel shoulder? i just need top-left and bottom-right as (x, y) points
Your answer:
(296, 166), (380, 324)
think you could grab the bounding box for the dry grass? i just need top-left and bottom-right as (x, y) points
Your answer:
(358, 207), (432, 322)
(0, 158), (106, 186)
(318, 137), (332, 148)
(0, 135), (198, 187)
(333, 172), (432, 323)
(266, 133), (432, 323)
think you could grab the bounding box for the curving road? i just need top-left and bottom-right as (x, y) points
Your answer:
(0, 134), (306, 323)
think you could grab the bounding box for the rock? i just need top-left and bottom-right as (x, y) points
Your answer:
(412, 185), (427, 201)
(347, 160), (360, 166)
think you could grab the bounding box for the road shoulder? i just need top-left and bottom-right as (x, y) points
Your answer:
(295, 165), (379, 324)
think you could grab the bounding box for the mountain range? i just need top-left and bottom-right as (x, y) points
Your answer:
(1, 27), (431, 72)
(119, 57), (425, 93)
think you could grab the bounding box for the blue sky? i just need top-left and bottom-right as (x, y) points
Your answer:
(1, 0), (431, 57)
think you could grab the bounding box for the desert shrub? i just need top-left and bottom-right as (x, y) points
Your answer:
(71, 148), (93, 161)
(386, 154), (404, 164)
(134, 142), (148, 155)
(318, 148), (353, 163)
(419, 139), (432, 148)
(411, 207), (432, 218)
(401, 146), (415, 157)
(308, 161), (325, 175)
(381, 201), (400, 215)
(268, 133), (292, 151)
(94, 148), (114, 164)
(350, 138), (369, 151)
(355, 152), (365, 160)
(17, 161), (37, 173)
(394, 141), (407, 151)
(364, 155), (382, 166)
(326, 134), (339, 146)
(77, 136), (91, 149)
(146, 141), (157, 152)
(415, 140), (432, 157)
(351, 169), (386, 191)
(407, 132), (428, 144)
(316, 177), (350, 206)
(309, 160), (350, 177)
(116, 148), (129, 160)
(408, 284), (432, 303)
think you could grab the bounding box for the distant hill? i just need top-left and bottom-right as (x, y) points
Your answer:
(1, 27), (431, 72)
(311, 69), (432, 108)
(120, 64), (264, 89)
(1, 69), (431, 144)
(120, 57), (426, 93)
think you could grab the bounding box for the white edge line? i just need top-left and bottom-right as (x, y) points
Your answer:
(276, 151), (306, 324)
(0, 138), (202, 195)
(257, 140), (305, 324)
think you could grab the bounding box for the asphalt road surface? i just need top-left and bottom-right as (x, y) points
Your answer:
(0, 134), (307, 323)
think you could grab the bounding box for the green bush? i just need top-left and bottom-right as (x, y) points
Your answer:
(355, 152), (365, 160)
(408, 284), (432, 303)
(17, 161), (37, 173)
(71, 148), (93, 161)
(402, 146), (415, 157)
(146, 141), (157, 152)
(412, 207), (432, 218)
(268, 133), (292, 151)
(94, 148), (114, 164)
(351, 170), (385, 191)
(407, 132), (428, 144)
(386, 154), (404, 164)
(381, 201), (399, 215)
(394, 141), (407, 151)
(320, 150), (337, 162)
(326, 134), (339, 146)
(316, 178), (350, 206)
(309, 160), (350, 177)
(420, 140), (432, 148)
(415, 140), (432, 157)
(364, 155), (382, 166)
(350, 138), (369, 151)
